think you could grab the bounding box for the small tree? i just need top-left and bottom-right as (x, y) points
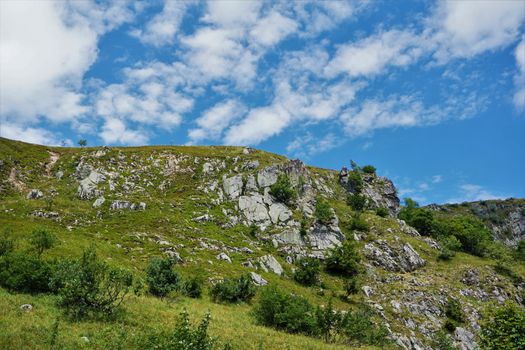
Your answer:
(29, 228), (57, 257)
(146, 257), (180, 298)
(269, 174), (297, 206)
(315, 300), (342, 343)
(325, 240), (361, 277)
(375, 207), (389, 218)
(347, 193), (366, 212)
(210, 274), (256, 303)
(293, 257), (320, 286)
(78, 139), (87, 147)
(480, 302), (525, 350)
(347, 171), (363, 193)
(361, 165), (376, 174)
(314, 198), (333, 224)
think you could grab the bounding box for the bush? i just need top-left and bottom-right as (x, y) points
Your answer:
(315, 300), (341, 342)
(210, 274), (256, 303)
(50, 247), (133, 319)
(515, 241), (525, 261)
(443, 297), (464, 332)
(0, 252), (52, 293)
(480, 302), (525, 350)
(299, 219), (309, 237)
(253, 286), (316, 334)
(375, 207), (389, 218)
(431, 330), (456, 350)
(435, 216), (492, 257)
(180, 276), (203, 298)
(348, 215), (370, 232)
(0, 228), (15, 257)
(347, 171), (363, 193)
(399, 205), (435, 235)
(269, 174), (297, 205)
(293, 257), (320, 286)
(325, 240), (361, 277)
(344, 276), (360, 296)
(339, 307), (390, 346)
(361, 165), (376, 174)
(314, 198), (333, 224)
(29, 228), (57, 257)
(347, 193), (366, 212)
(144, 309), (229, 350)
(438, 236), (462, 261)
(146, 257), (180, 297)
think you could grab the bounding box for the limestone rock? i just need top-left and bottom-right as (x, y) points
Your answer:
(268, 202), (292, 224)
(257, 166), (279, 188)
(20, 304), (33, 311)
(258, 254), (283, 275)
(454, 327), (477, 350)
(223, 174), (243, 199)
(110, 200), (131, 210)
(274, 229), (305, 246)
(55, 171), (64, 180)
(308, 216), (344, 250)
(77, 170), (105, 200)
(26, 189), (43, 199)
(249, 272), (268, 286)
(92, 196), (105, 208)
(364, 240), (426, 272)
(238, 194), (270, 225)
(217, 252), (232, 263)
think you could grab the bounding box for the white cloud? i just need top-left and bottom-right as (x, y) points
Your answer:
(286, 132), (340, 158)
(448, 184), (507, 203)
(249, 11), (298, 47)
(0, 122), (63, 146)
(99, 118), (148, 145)
(130, 0), (190, 46)
(325, 30), (424, 78)
(431, 0), (525, 62)
(188, 100), (246, 143)
(513, 35), (525, 109)
(431, 175), (443, 184)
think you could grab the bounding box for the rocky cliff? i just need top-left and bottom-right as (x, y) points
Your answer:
(0, 137), (523, 350)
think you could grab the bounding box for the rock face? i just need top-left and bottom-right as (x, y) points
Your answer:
(249, 272), (268, 286)
(268, 203), (292, 224)
(238, 194), (270, 225)
(364, 240), (426, 272)
(223, 174), (243, 199)
(454, 327), (477, 350)
(110, 200), (146, 211)
(258, 255), (283, 275)
(92, 197), (105, 208)
(308, 218), (344, 250)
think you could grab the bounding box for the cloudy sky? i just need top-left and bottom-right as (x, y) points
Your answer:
(1, 0), (524, 204)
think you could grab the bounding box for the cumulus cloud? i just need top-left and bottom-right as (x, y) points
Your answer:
(99, 118), (148, 145)
(513, 35), (525, 109)
(0, 122), (65, 146)
(286, 132), (340, 158)
(188, 100), (246, 143)
(447, 184), (507, 203)
(130, 0), (190, 46)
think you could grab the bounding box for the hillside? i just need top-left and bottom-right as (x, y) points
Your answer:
(0, 137), (523, 350)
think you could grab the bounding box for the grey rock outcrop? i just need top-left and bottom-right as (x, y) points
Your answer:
(78, 170), (105, 200)
(268, 202), (292, 224)
(258, 254), (283, 275)
(257, 166), (279, 188)
(309, 215), (344, 250)
(92, 197), (105, 208)
(454, 327), (477, 350)
(238, 194), (270, 225)
(364, 240), (426, 272)
(26, 189), (43, 199)
(216, 252), (232, 263)
(250, 272), (268, 286)
(223, 174), (243, 199)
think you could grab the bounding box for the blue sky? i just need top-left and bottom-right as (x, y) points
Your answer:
(1, 0), (524, 204)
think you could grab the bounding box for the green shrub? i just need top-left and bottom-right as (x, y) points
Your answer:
(348, 215), (370, 232)
(299, 219), (309, 237)
(443, 298), (464, 332)
(144, 309), (229, 350)
(435, 216), (492, 257)
(314, 198), (333, 224)
(293, 257), (320, 286)
(50, 247), (133, 319)
(325, 240), (361, 277)
(344, 276), (360, 296)
(29, 228), (57, 257)
(0, 252), (52, 293)
(375, 207), (389, 217)
(480, 302), (525, 350)
(210, 274), (256, 303)
(315, 300), (341, 342)
(0, 228), (15, 257)
(438, 236), (462, 261)
(361, 165), (376, 174)
(431, 330), (456, 350)
(146, 257), (180, 298)
(347, 171), (363, 193)
(399, 205), (435, 235)
(269, 174), (297, 205)
(180, 276), (203, 298)
(253, 286), (316, 334)
(515, 241), (525, 261)
(339, 307), (390, 346)
(347, 193), (366, 212)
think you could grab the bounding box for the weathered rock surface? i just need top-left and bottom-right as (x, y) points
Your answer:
(26, 189), (43, 199)
(78, 170), (105, 199)
(268, 202), (292, 224)
(238, 194), (270, 225)
(92, 197), (105, 208)
(249, 272), (268, 286)
(258, 254), (283, 275)
(223, 174), (243, 199)
(364, 240), (426, 272)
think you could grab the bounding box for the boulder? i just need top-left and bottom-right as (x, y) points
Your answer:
(257, 166), (279, 188)
(274, 229), (305, 246)
(77, 170), (105, 200)
(26, 189), (43, 199)
(268, 203), (292, 224)
(55, 171), (64, 180)
(308, 217), (344, 250)
(110, 200), (131, 210)
(249, 272), (268, 286)
(364, 240), (426, 272)
(454, 327), (477, 350)
(258, 254), (283, 275)
(217, 252), (232, 263)
(223, 174), (243, 199)
(238, 194), (270, 225)
(245, 175), (259, 193)
(92, 197), (105, 208)
(20, 304), (33, 311)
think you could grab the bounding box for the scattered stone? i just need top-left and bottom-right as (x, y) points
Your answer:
(217, 252), (232, 263)
(193, 214), (212, 222)
(242, 147), (254, 154)
(362, 286), (374, 297)
(31, 210), (60, 220)
(78, 170), (105, 199)
(249, 272), (268, 286)
(461, 269), (480, 286)
(55, 171), (64, 180)
(258, 254), (283, 275)
(163, 249), (182, 263)
(80, 336), (90, 343)
(110, 200), (131, 210)
(92, 196), (105, 208)
(26, 189), (43, 199)
(20, 304), (33, 311)
(364, 240), (426, 272)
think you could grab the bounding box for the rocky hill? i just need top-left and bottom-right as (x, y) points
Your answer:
(427, 199), (525, 247)
(0, 137), (523, 350)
